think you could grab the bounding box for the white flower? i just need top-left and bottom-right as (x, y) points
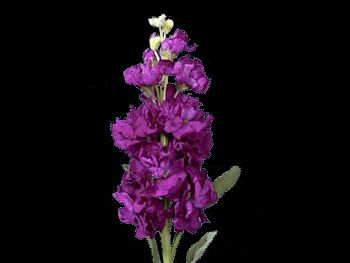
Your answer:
(148, 14), (167, 28)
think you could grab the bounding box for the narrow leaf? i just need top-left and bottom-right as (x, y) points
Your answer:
(186, 231), (217, 263)
(147, 237), (161, 263)
(171, 231), (184, 262)
(214, 166), (241, 199)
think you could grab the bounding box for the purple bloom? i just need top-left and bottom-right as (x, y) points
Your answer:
(138, 142), (173, 179)
(161, 29), (197, 55)
(172, 168), (218, 233)
(111, 86), (217, 238)
(173, 201), (208, 234)
(113, 157), (217, 237)
(113, 161), (173, 239)
(111, 105), (159, 150)
(143, 48), (156, 66)
(153, 159), (187, 198)
(112, 85), (213, 167)
(123, 49), (174, 86)
(173, 55), (211, 94)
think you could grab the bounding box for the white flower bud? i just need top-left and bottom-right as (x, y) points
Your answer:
(149, 36), (161, 51)
(148, 14), (167, 28)
(163, 19), (174, 34)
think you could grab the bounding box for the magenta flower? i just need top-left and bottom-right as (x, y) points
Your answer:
(172, 168), (218, 233)
(112, 83), (216, 238)
(161, 29), (197, 55)
(113, 161), (173, 239)
(123, 49), (174, 86)
(173, 55), (211, 94)
(112, 85), (213, 167)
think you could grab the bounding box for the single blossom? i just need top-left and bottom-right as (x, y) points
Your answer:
(172, 168), (218, 233)
(113, 161), (173, 239)
(173, 55), (211, 94)
(123, 49), (174, 87)
(161, 29), (198, 55)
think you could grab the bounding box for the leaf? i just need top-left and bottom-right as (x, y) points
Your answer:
(214, 166), (241, 199)
(147, 237), (161, 263)
(121, 163), (130, 172)
(186, 231), (217, 263)
(171, 231), (184, 262)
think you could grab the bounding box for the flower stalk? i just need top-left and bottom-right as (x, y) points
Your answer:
(160, 200), (172, 263)
(162, 75), (168, 102)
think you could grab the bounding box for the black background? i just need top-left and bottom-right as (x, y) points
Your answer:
(88, 1), (288, 262)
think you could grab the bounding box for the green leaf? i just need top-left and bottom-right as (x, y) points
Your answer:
(186, 231), (217, 263)
(121, 163), (130, 172)
(147, 237), (161, 263)
(171, 231), (184, 262)
(214, 166), (241, 199)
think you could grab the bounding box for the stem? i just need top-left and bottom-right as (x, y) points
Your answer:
(155, 86), (161, 104)
(154, 50), (160, 61)
(159, 27), (164, 42)
(173, 89), (180, 99)
(171, 232), (183, 262)
(160, 201), (171, 263)
(163, 76), (168, 102)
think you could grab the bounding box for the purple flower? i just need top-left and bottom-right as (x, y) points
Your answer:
(112, 85), (213, 167)
(143, 48), (156, 66)
(173, 201), (208, 234)
(153, 159), (188, 198)
(113, 162), (173, 239)
(138, 143), (172, 179)
(114, 155), (217, 238)
(173, 55), (211, 94)
(123, 49), (174, 86)
(172, 169), (218, 233)
(111, 105), (159, 150)
(161, 29), (197, 55)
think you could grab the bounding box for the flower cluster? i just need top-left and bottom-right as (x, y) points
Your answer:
(112, 14), (217, 239)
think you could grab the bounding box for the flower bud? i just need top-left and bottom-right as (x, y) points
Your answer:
(148, 14), (167, 28)
(149, 36), (161, 51)
(163, 19), (174, 34)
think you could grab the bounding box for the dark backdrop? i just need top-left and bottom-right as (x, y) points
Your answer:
(88, 1), (281, 262)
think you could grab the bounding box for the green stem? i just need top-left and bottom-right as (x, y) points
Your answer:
(171, 232), (183, 262)
(163, 76), (168, 102)
(155, 86), (161, 104)
(160, 201), (171, 263)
